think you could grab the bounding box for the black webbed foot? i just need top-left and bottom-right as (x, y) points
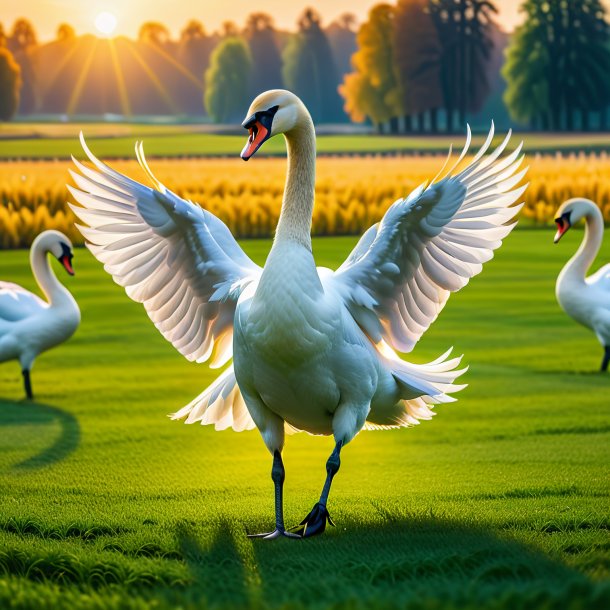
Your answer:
(292, 502), (335, 538)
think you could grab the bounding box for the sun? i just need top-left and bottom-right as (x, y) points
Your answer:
(94, 11), (117, 37)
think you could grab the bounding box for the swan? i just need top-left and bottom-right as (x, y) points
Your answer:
(0, 230), (80, 399)
(68, 90), (525, 538)
(554, 198), (610, 371)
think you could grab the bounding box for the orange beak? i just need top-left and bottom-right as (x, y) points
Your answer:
(60, 254), (75, 275)
(241, 121), (269, 161)
(554, 217), (570, 243)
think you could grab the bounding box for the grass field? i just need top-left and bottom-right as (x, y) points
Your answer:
(2, 123), (610, 158)
(0, 232), (609, 610)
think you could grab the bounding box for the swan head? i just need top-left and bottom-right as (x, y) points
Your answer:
(553, 198), (596, 243)
(240, 89), (306, 160)
(32, 230), (75, 275)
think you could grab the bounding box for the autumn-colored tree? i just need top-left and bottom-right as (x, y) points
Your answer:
(245, 13), (283, 95)
(204, 37), (252, 122)
(0, 46), (21, 120)
(0, 23), (6, 48)
(393, 0), (442, 132)
(503, 0), (610, 131)
(283, 8), (345, 122)
(339, 4), (401, 131)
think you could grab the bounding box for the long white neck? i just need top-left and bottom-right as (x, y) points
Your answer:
(558, 199), (604, 285)
(30, 242), (71, 306)
(273, 112), (316, 250)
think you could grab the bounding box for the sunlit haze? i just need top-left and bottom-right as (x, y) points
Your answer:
(5, 0), (607, 40)
(94, 11), (117, 36)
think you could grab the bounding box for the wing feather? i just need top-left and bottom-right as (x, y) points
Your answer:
(69, 133), (261, 364)
(332, 125), (525, 353)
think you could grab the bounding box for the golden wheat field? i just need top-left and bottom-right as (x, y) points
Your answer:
(0, 152), (609, 248)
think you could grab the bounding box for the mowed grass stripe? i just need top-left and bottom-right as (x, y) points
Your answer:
(0, 232), (609, 609)
(3, 130), (610, 159)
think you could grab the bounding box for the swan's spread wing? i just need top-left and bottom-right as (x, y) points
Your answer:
(69, 134), (262, 367)
(332, 125), (526, 353)
(0, 282), (47, 322)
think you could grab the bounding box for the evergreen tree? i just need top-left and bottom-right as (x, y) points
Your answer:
(204, 37), (252, 122)
(503, 0), (610, 130)
(245, 13), (283, 96)
(429, 0), (497, 130)
(339, 4), (401, 130)
(0, 46), (21, 120)
(326, 13), (358, 78)
(282, 8), (344, 123)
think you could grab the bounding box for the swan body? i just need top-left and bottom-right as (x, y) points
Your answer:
(69, 90), (525, 537)
(554, 198), (610, 370)
(0, 230), (80, 398)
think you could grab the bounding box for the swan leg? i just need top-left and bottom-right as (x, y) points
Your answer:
(292, 441), (343, 538)
(601, 346), (610, 372)
(247, 450), (300, 539)
(22, 369), (33, 400)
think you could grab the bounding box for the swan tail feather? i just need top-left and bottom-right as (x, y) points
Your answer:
(169, 365), (256, 432)
(365, 346), (467, 430)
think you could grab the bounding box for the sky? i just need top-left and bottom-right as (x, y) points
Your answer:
(1, 0), (609, 41)
(0, 0), (521, 41)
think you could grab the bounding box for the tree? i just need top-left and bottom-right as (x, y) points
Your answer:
(178, 20), (214, 114)
(339, 4), (402, 130)
(429, 0), (497, 130)
(282, 8), (344, 122)
(204, 37), (252, 122)
(8, 18), (38, 114)
(9, 18), (37, 49)
(221, 21), (240, 38)
(245, 13), (283, 95)
(138, 22), (170, 47)
(326, 13), (358, 77)
(56, 23), (76, 42)
(0, 46), (21, 120)
(393, 0), (443, 132)
(503, 0), (610, 131)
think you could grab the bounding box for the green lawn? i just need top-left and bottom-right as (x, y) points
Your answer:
(2, 124), (610, 158)
(0, 231), (609, 610)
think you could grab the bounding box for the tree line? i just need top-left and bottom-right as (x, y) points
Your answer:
(1, 1), (610, 130)
(0, 10), (353, 123)
(342, 0), (610, 133)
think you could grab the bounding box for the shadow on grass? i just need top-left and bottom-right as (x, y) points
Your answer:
(173, 514), (609, 610)
(0, 398), (80, 471)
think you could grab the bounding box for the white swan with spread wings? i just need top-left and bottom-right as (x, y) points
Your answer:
(69, 90), (526, 538)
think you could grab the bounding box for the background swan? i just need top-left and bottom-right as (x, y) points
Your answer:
(69, 90), (525, 538)
(0, 230), (80, 399)
(554, 198), (610, 371)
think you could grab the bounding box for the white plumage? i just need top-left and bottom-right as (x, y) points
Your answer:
(554, 198), (610, 371)
(69, 90), (525, 537)
(0, 230), (80, 399)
